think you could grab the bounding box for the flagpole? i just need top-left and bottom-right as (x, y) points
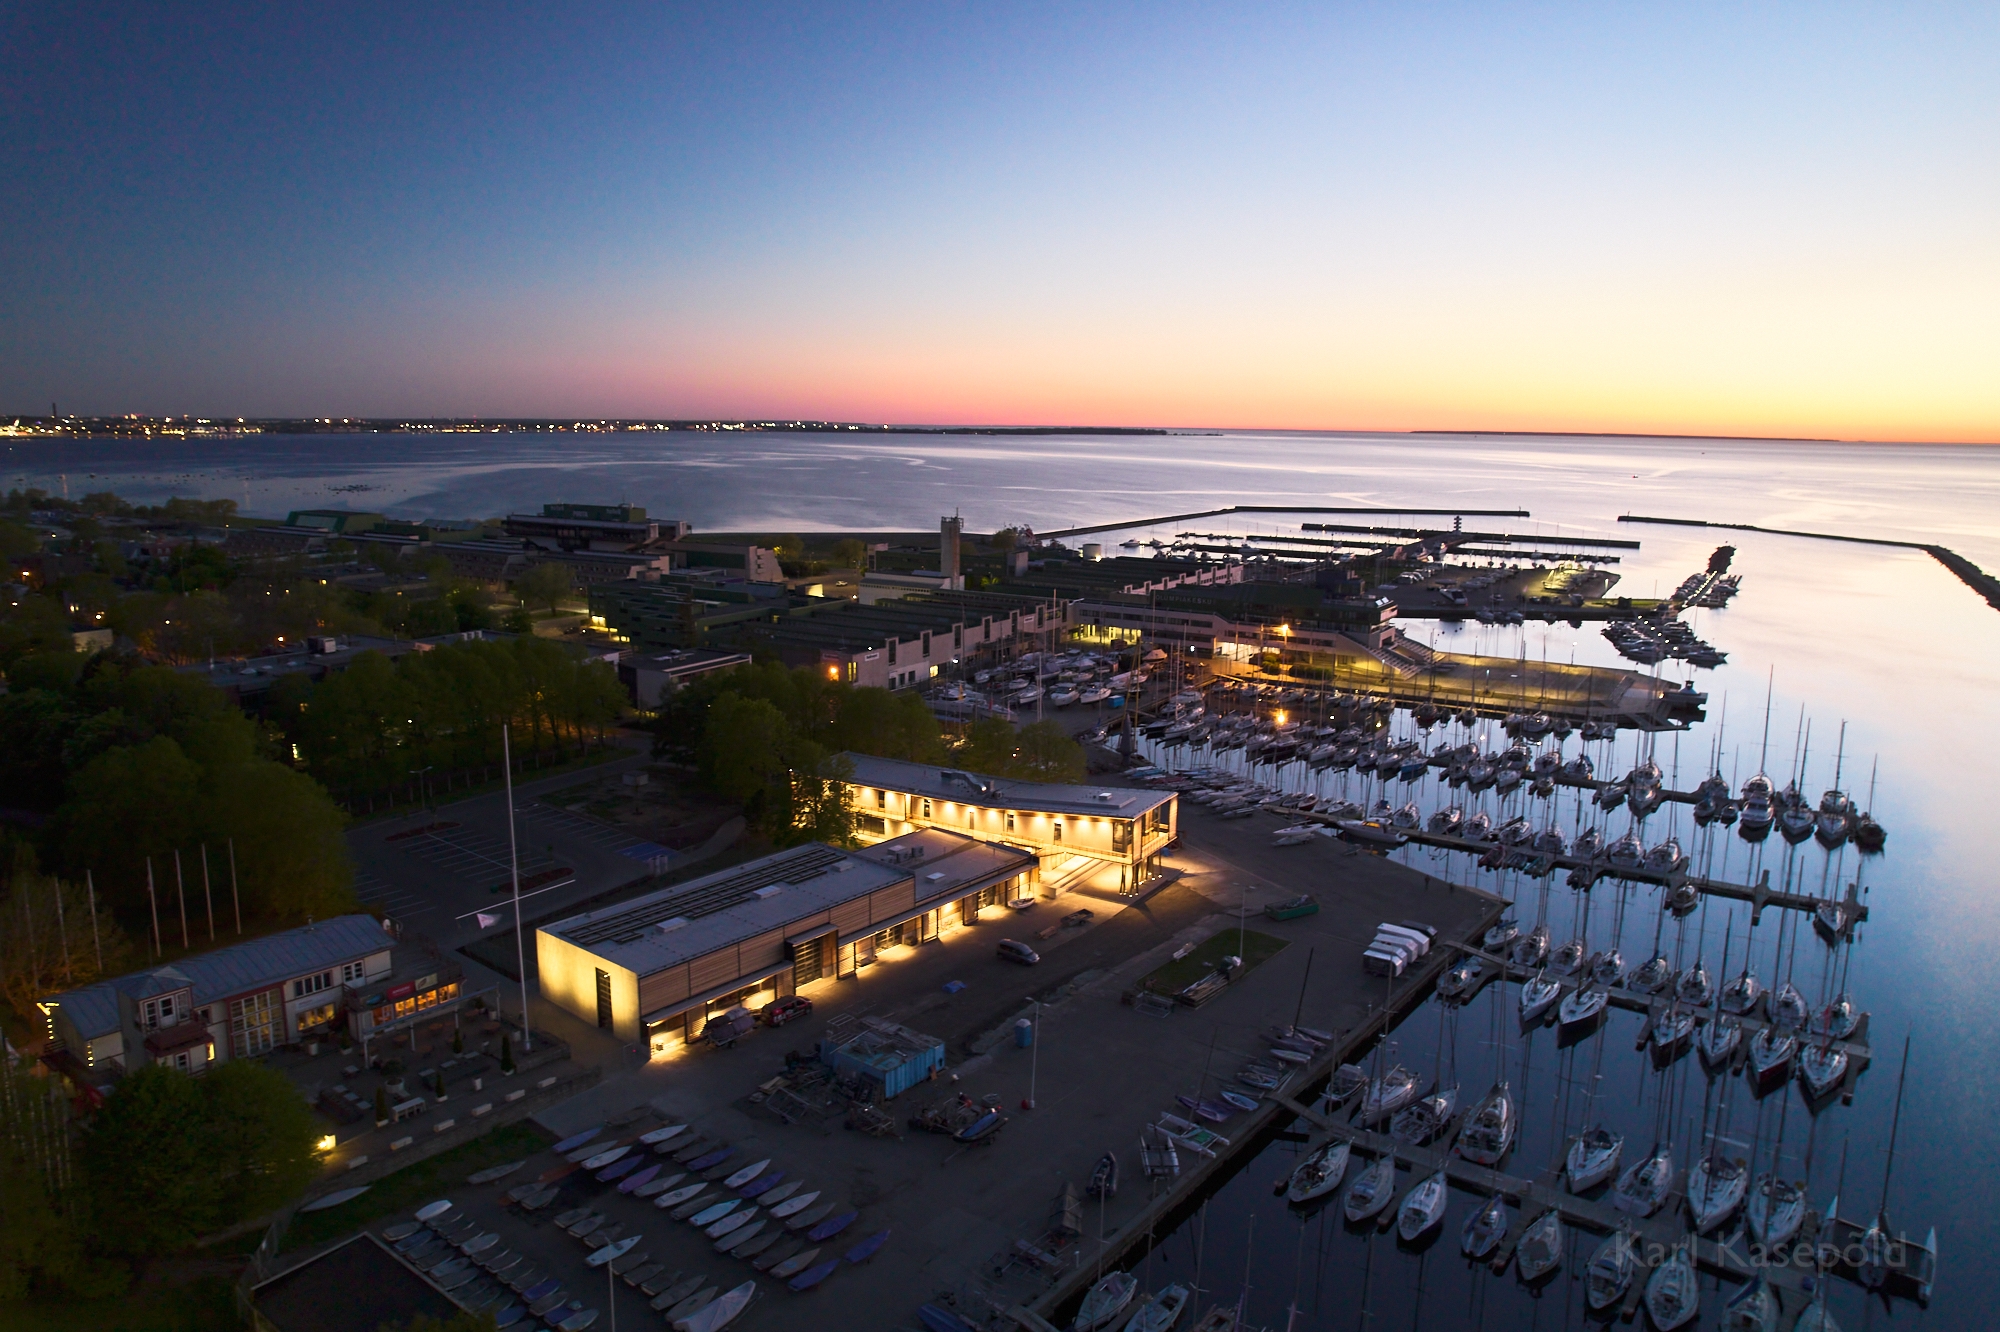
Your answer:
(146, 857), (161, 958)
(504, 724), (533, 1052)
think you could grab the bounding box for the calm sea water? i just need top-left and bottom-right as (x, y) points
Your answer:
(13, 429), (1999, 1327)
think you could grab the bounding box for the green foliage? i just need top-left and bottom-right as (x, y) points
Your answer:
(512, 561), (574, 614)
(284, 638), (625, 799)
(951, 717), (1087, 783)
(0, 518), (43, 560)
(829, 537), (867, 569)
(378, 1313), (498, 1332)
(78, 1062), (317, 1260)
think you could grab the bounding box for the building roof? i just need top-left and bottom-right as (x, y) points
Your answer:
(839, 752), (1176, 818)
(253, 1232), (459, 1332)
(45, 914), (393, 1041)
(541, 843), (909, 977)
(849, 827), (1040, 904)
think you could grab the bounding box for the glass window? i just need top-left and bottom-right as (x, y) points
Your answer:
(230, 991), (278, 1058)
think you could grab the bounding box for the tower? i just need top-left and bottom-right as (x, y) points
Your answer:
(940, 514), (963, 590)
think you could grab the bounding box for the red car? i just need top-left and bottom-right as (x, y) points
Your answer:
(761, 995), (813, 1027)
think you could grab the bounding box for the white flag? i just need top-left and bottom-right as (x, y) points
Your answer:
(476, 912), (502, 929)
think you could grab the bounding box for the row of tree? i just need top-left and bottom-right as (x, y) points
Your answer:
(650, 661), (1089, 845)
(268, 636), (630, 802)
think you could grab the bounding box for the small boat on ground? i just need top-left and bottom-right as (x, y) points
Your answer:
(1514, 1210), (1564, 1282)
(1396, 1170), (1448, 1241)
(1566, 1126), (1623, 1193)
(1286, 1140), (1351, 1205)
(1645, 1238), (1699, 1330)
(672, 1281), (755, 1332)
(1087, 1152), (1119, 1198)
(1460, 1194), (1507, 1259)
(1584, 1229), (1638, 1311)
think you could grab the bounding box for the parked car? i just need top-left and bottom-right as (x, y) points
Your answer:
(702, 1006), (757, 1048)
(761, 995), (813, 1027)
(996, 939), (1041, 966)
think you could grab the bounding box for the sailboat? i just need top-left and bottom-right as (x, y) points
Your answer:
(1566, 1125), (1624, 1193)
(1518, 972), (1562, 1027)
(1390, 1085), (1459, 1146)
(1395, 1170), (1449, 1241)
(1748, 1173), (1806, 1248)
(1722, 1275), (1777, 1332)
(1799, 1041), (1849, 1101)
(1644, 1237), (1699, 1329)
(1454, 1084), (1515, 1166)
(1687, 1153), (1749, 1231)
(1342, 1154), (1397, 1223)
(1612, 1142), (1674, 1216)
(1357, 1064), (1421, 1125)
(1285, 1140), (1351, 1205)
(1770, 982), (1810, 1031)
(1514, 1210), (1564, 1282)
(1509, 923), (1550, 969)
(1460, 1194), (1508, 1259)
(1583, 1229), (1638, 1312)
(1556, 983), (1608, 1035)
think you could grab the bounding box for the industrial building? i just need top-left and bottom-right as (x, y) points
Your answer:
(839, 754), (1178, 891)
(536, 831), (1038, 1047)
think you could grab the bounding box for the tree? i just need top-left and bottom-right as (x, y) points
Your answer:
(783, 754), (856, 848)
(78, 1065), (221, 1257)
(513, 561), (574, 615)
(55, 736), (202, 918)
(201, 1061), (320, 1221)
(0, 854), (135, 1017)
(829, 537), (867, 570)
(1012, 720), (1088, 782)
(203, 759), (356, 923)
(698, 694), (790, 814)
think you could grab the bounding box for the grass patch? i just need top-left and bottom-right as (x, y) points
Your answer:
(282, 1119), (555, 1252)
(1139, 928), (1288, 994)
(0, 1275), (239, 1332)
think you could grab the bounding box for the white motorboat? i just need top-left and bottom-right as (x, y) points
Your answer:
(1514, 1210), (1564, 1282)
(1454, 1083), (1515, 1166)
(1687, 1155), (1748, 1231)
(1342, 1155), (1397, 1223)
(1285, 1140), (1351, 1205)
(1747, 1174), (1806, 1248)
(1519, 972), (1562, 1026)
(1396, 1170), (1449, 1240)
(1644, 1238), (1699, 1330)
(1583, 1229), (1638, 1311)
(1460, 1194), (1508, 1259)
(1567, 1125), (1624, 1193)
(1613, 1142), (1674, 1216)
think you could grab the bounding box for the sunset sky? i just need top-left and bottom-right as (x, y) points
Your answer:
(3, 3), (1996, 440)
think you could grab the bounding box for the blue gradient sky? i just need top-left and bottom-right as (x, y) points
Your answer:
(3, 3), (1996, 438)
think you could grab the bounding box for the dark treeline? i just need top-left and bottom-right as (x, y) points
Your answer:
(650, 661), (1088, 846)
(266, 637), (629, 804)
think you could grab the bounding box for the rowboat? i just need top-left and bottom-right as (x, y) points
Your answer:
(672, 1281), (756, 1332)
(843, 1229), (890, 1264)
(1073, 1271), (1139, 1330)
(769, 1190), (821, 1219)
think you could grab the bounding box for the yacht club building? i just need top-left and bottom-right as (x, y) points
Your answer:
(536, 830), (1038, 1048)
(838, 753), (1178, 891)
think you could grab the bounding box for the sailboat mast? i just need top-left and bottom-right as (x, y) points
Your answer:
(1879, 1034), (1911, 1217)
